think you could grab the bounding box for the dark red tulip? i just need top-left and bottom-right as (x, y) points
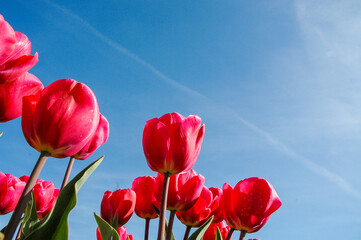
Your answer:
(202, 221), (231, 240)
(96, 226), (133, 240)
(22, 79), (100, 158)
(155, 169), (205, 211)
(222, 177), (282, 233)
(73, 113), (109, 160)
(0, 173), (26, 215)
(100, 188), (136, 227)
(131, 176), (158, 219)
(143, 112), (205, 174)
(176, 186), (213, 227)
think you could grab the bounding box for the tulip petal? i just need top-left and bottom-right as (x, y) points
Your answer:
(0, 53), (38, 82)
(0, 15), (16, 65)
(0, 72), (43, 122)
(4, 32), (32, 62)
(143, 118), (170, 173)
(74, 114), (110, 160)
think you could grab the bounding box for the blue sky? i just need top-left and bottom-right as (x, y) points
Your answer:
(1, 0), (361, 239)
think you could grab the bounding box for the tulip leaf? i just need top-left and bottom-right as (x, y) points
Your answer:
(215, 226), (223, 240)
(94, 213), (120, 240)
(21, 193), (39, 238)
(187, 216), (213, 240)
(22, 156), (103, 240)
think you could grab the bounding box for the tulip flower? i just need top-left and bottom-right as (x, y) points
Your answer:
(0, 173), (26, 215)
(203, 221), (232, 240)
(176, 186), (213, 227)
(0, 15), (42, 122)
(132, 176), (158, 219)
(96, 226), (133, 240)
(20, 176), (59, 220)
(143, 112), (205, 175)
(222, 177), (282, 239)
(155, 169), (205, 212)
(22, 78), (100, 158)
(101, 188), (136, 227)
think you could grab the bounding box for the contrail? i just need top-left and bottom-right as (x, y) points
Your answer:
(239, 117), (361, 199)
(43, 0), (361, 199)
(41, 0), (205, 99)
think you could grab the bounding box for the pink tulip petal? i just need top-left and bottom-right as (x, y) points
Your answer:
(0, 15), (16, 65)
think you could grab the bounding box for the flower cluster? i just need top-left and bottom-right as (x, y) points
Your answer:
(96, 112), (282, 240)
(0, 13), (282, 240)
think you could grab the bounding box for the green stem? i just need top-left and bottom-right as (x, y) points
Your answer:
(4, 151), (50, 240)
(157, 172), (170, 240)
(60, 156), (75, 190)
(166, 210), (176, 240)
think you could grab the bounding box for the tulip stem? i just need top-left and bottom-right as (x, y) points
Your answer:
(166, 210), (176, 240)
(239, 230), (246, 240)
(15, 223), (23, 240)
(60, 156), (75, 190)
(4, 151), (50, 240)
(183, 226), (192, 240)
(144, 218), (150, 240)
(225, 228), (235, 240)
(157, 172), (170, 240)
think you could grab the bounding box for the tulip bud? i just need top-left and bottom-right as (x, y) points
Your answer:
(20, 175), (59, 220)
(155, 169), (205, 211)
(143, 112), (205, 174)
(0, 173), (26, 215)
(203, 221), (232, 240)
(176, 186), (213, 227)
(96, 227), (133, 240)
(222, 177), (282, 233)
(22, 79), (100, 158)
(100, 188), (136, 227)
(131, 176), (158, 219)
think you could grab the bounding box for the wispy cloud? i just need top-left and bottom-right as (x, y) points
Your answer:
(42, 0), (361, 199)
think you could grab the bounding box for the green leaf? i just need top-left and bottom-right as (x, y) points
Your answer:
(215, 226), (223, 240)
(21, 193), (39, 238)
(94, 213), (120, 240)
(187, 216), (213, 240)
(22, 156), (103, 240)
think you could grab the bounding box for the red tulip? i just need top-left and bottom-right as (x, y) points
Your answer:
(20, 175), (59, 220)
(209, 187), (224, 223)
(0, 15), (42, 122)
(176, 186), (213, 227)
(100, 188), (136, 227)
(96, 226), (133, 240)
(143, 112), (205, 174)
(73, 114), (109, 160)
(131, 176), (158, 219)
(202, 221), (232, 240)
(155, 169), (205, 211)
(0, 173), (26, 215)
(222, 177), (282, 233)
(0, 15), (38, 83)
(22, 79), (100, 158)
